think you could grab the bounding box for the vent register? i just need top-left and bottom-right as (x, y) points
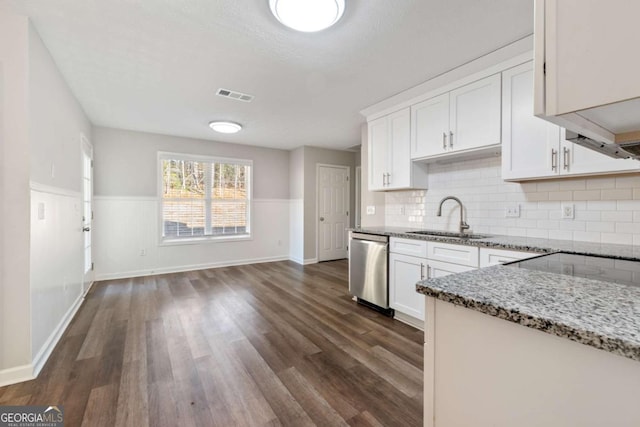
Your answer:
(216, 88), (254, 103)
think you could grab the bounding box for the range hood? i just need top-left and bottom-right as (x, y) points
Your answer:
(565, 130), (640, 160)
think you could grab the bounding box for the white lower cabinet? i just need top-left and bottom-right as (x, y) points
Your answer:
(389, 253), (426, 321)
(428, 259), (475, 277)
(479, 247), (537, 268)
(389, 239), (482, 328)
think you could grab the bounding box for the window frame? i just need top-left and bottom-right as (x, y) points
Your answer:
(157, 151), (253, 245)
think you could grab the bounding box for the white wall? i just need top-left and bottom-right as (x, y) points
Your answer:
(0, 14), (92, 385)
(0, 13), (32, 383)
(92, 127), (291, 279)
(385, 156), (640, 245)
(27, 23), (92, 370)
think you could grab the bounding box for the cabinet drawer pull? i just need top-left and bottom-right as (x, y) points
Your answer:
(442, 132), (447, 150)
(551, 148), (558, 171)
(386, 173), (391, 186)
(449, 131), (454, 148)
(420, 263), (425, 280)
(563, 147), (570, 170)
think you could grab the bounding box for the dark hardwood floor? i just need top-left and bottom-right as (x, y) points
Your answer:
(0, 260), (424, 426)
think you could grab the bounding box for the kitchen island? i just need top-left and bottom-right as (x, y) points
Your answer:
(417, 256), (640, 427)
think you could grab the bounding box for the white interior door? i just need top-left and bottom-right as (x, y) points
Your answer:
(81, 137), (93, 293)
(318, 165), (349, 262)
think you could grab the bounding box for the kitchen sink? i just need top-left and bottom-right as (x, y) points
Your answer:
(408, 230), (491, 240)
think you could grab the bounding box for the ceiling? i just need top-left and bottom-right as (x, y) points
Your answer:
(0, 0), (533, 151)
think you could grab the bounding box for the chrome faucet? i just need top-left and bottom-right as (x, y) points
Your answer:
(436, 196), (470, 234)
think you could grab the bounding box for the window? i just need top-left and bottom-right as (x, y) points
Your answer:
(159, 152), (251, 241)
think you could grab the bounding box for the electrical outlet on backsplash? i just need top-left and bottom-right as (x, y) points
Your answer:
(383, 156), (640, 245)
(385, 190), (427, 227)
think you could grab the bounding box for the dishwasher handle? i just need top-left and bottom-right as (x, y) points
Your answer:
(351, 232), (388, 243)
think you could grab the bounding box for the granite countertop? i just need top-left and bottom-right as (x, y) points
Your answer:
(349, 226), (640, 361)
(350, 226), (640, 260)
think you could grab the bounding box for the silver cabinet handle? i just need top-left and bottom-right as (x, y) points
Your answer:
(427, 265), (431, 279)
(420, 263), (425, 280)
(386, 173), (391, 186)
(382, 172), (386, 186)
(563, 147), (570, 170)
(319, 217), (325, 222)
(551, 148), (558, 171)
(442, 132), (447, 150)
(449, 131), (454, 148)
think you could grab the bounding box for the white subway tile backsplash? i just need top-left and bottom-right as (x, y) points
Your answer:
(601, 233), (633, 245)
(573, 190), (601, 201)
(601, 189), (633, 201)
(383, 156), (640, 245)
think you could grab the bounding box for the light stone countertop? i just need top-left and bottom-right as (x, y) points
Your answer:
(349, 226), (640, 361)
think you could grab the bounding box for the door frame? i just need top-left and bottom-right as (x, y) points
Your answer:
(80, 133), (94, 295)
(316, 163), (350, 262)
(355, 165), (361, 228)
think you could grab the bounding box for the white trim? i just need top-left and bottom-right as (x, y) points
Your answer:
(0, 364), (34, 388)
(361, 48), (533, 121)
(289, 256), (318, 265)
(316, 164), (350, 262)
(94, 255), (290, 281)
(94, 195), (159, 202)
(394, 311), (424, 331)
(32, 291), (85, 377)
(29, 181), (81, 198)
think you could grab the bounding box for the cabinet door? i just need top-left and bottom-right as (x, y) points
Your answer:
(411, 93), (450, 159)
(368, 116), (388, 191)
(428, 260), (475, 278)
(479, 248), (537, 268)
(450, 74), (502, 152)
(502, 62), (561, 181)
(560, 129), (640, 176)
(389, 253), (426, 320)
(387, 108), (411, 189)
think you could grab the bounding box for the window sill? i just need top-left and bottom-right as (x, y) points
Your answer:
(159, 234), (252, 246)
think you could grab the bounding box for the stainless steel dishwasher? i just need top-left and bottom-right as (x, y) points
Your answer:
(349, 232), (393, 315)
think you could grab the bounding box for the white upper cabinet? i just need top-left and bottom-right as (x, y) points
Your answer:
(449, 74), (502, 153)
(411, 75), (501, 161)
(502, 61), (639, 181)
(368, 108), (428, 191)
(534, 0), (640, 148)
(411, 93), (450, 158)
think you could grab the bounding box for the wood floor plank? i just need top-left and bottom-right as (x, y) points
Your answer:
(0, 260), (423, 426)
(278, 366), (349, 426)
(81, 384), (119, 427)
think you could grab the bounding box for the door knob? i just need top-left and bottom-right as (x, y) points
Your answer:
(319, 217), (325, 221)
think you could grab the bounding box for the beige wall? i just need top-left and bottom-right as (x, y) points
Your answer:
(302, 146), (356, 260)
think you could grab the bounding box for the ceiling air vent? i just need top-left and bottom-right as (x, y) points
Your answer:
(216, 88), (254, 103)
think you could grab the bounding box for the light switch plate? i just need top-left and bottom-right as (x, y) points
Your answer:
(505, 204), (520, 218)
(366, 206), (375, 215)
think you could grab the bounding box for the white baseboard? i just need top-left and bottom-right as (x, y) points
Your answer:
(303, 258), (318, 265)
(394, 311), (424, 331)
(95, 255), (290, 281)
(0, 364), (34, 388)
(32, 291), (85, 377)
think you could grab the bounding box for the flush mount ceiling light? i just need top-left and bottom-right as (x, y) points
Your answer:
(209, 121), (242, 134)
(269, 0), (345, 32)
